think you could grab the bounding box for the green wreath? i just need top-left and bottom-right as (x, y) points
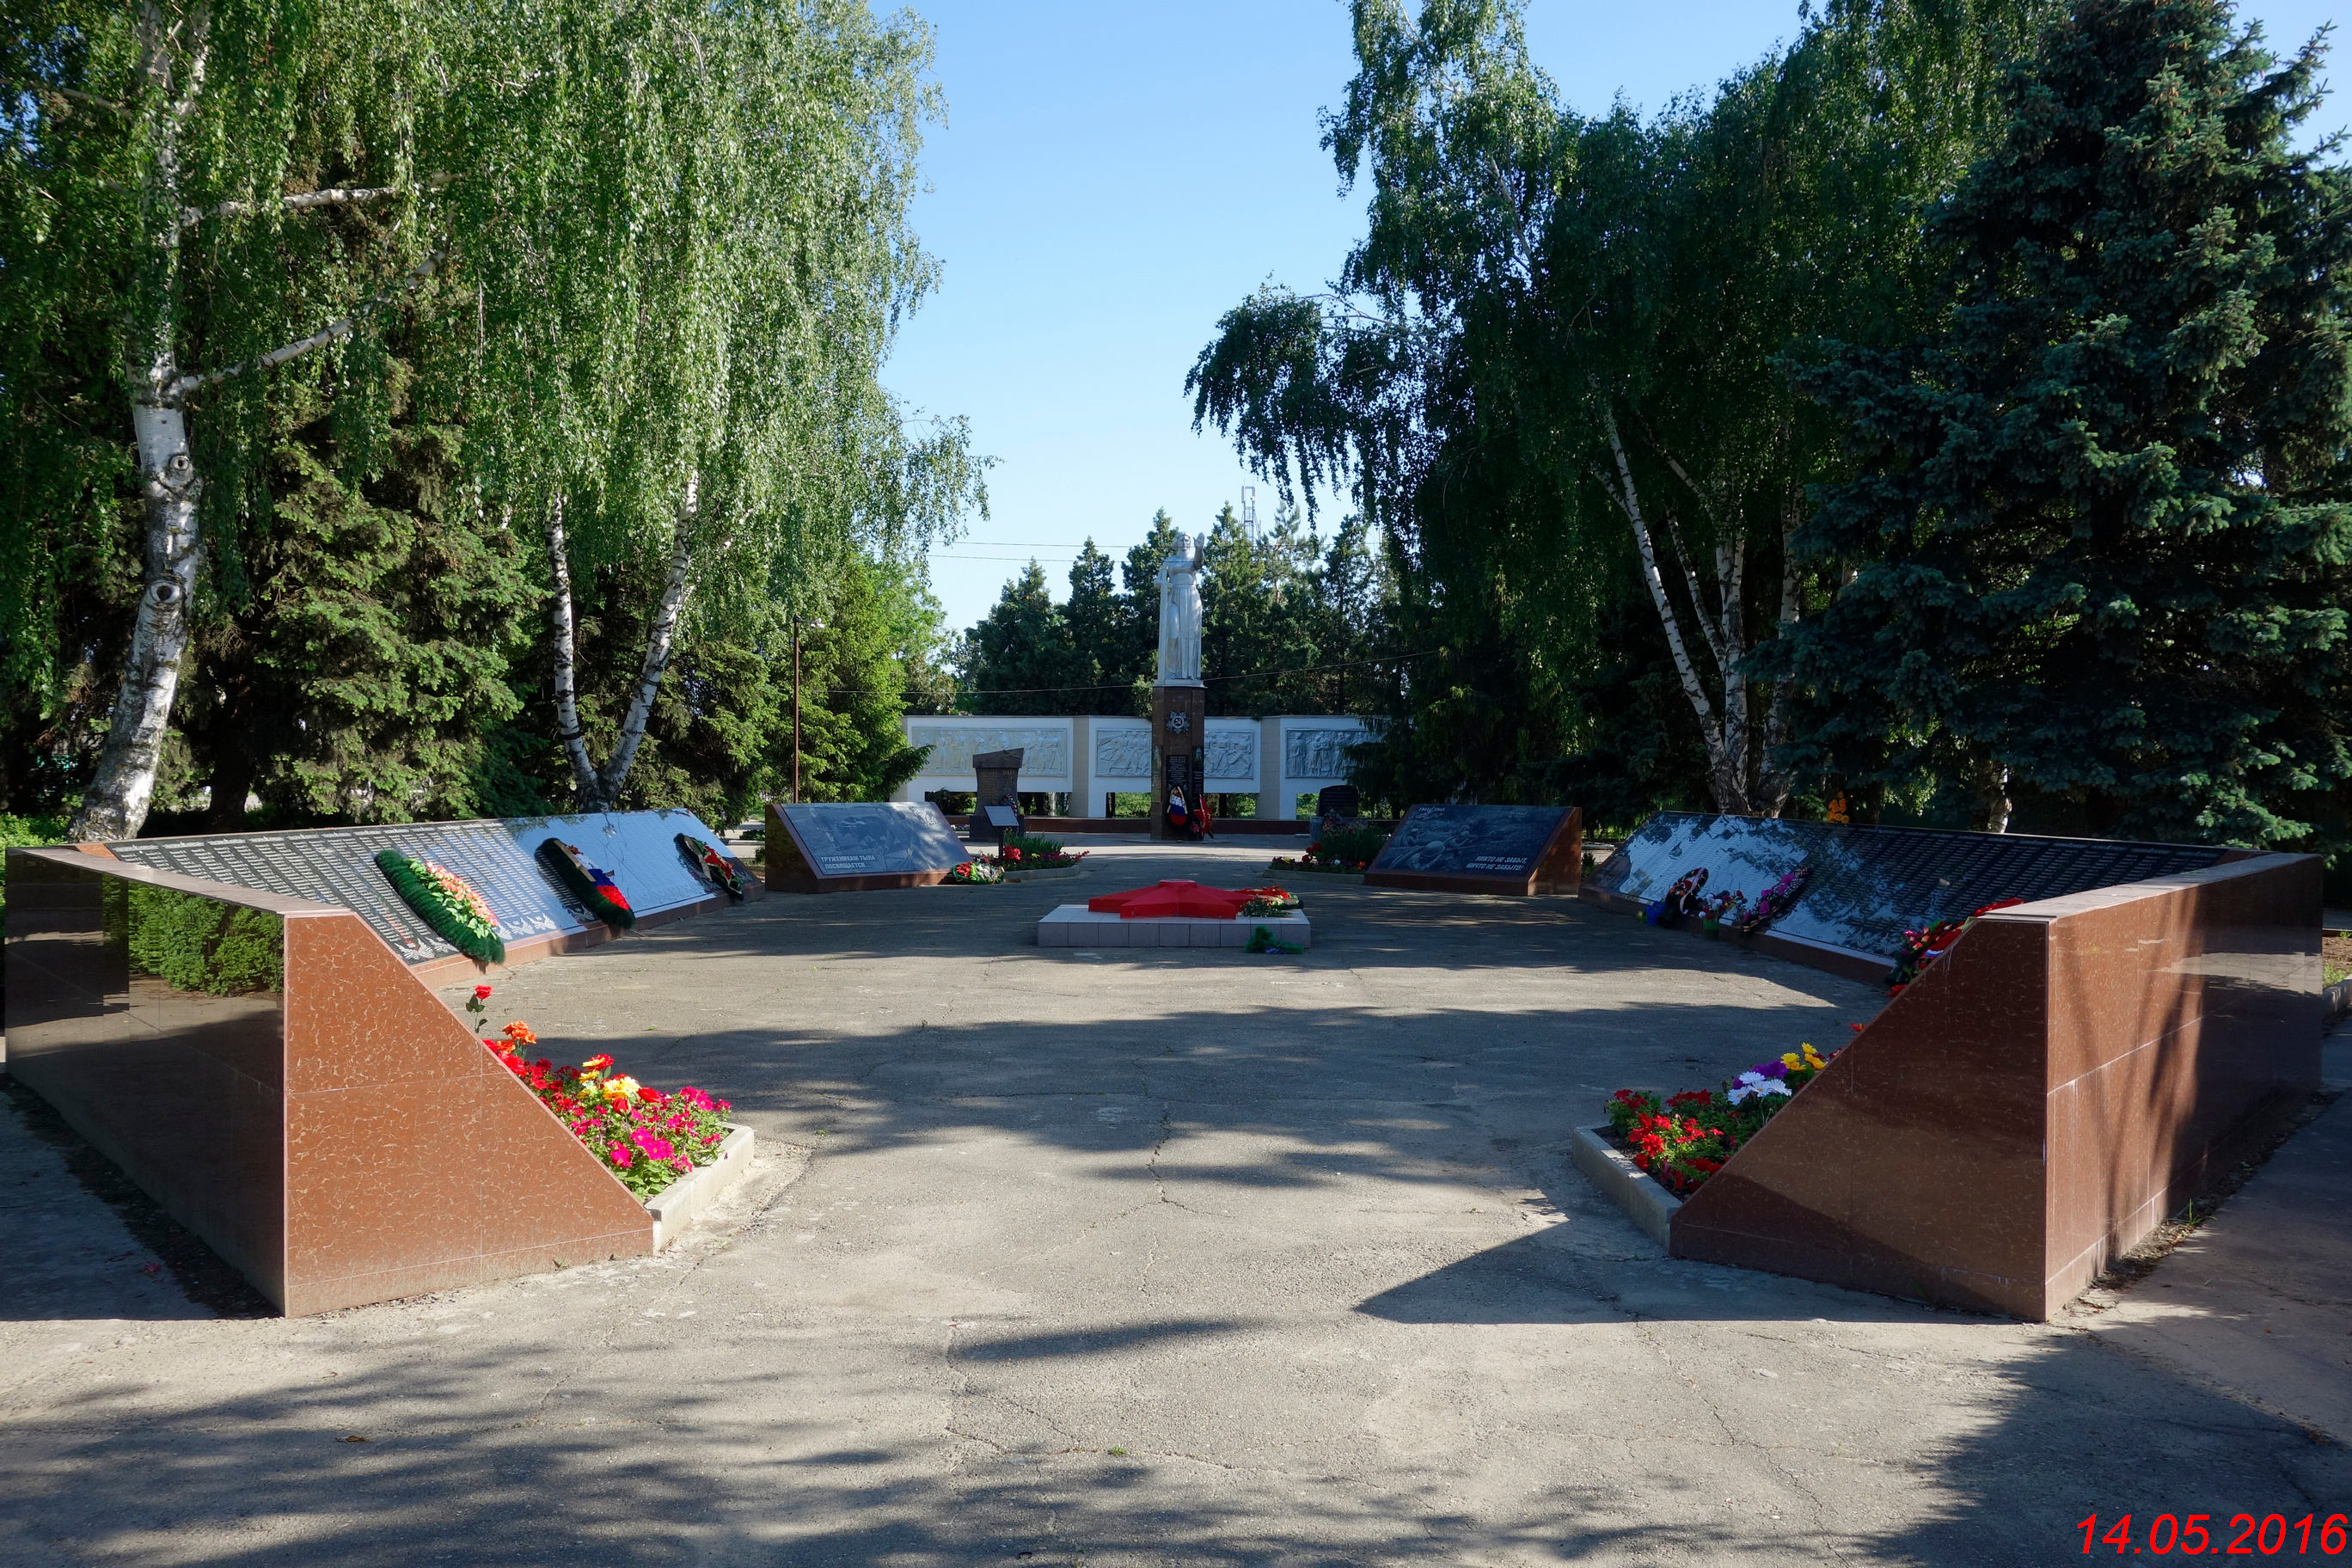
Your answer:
(537, 838), (637, 929)
(376, 849), (506, 964)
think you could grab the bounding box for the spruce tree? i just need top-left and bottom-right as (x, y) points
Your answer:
(1778, 0), (2352, 844)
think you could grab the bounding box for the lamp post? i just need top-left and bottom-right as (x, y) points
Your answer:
(791, 617), (802, 804)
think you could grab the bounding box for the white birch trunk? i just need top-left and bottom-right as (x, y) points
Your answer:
(1755, 493), (1805, 818)
(1599, 406), (1748, 812)
(69, 4), (205, 842)
(586, 477), (699, 811)
(545, 497), (601, 803)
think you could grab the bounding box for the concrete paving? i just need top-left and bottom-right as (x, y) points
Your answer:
(3, 838), (2347, 1566)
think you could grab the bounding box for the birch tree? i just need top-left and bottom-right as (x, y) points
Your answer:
(5, 0), (450, 840)
(1190, 0), (2047, 813)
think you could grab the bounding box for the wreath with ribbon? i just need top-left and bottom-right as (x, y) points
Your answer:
(375, 849), (505, 964)
(537, 838), (636, 929)
(677, 833), (748, 900)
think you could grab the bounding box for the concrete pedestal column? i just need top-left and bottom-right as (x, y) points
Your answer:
(1149, 683), (1208, 841)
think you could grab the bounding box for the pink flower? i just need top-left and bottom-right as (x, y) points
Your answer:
(631, 1130), (676, 1161)
(609, 1144), (636, 1168)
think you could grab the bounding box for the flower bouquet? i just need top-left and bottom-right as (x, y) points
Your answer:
(1643, 867), (1708, 928)
(1733, 864), (1811, 934)
(469, 989), (731, 1201)
(944, 859), (1005, 885)
(537, 838), (635, 929)
(377, 849), (505, 964)
(1238, 885), (1301, 917)
(1697, 889), (1749, 939)
(677, 834), (749, 900)
(1603, 1042), (1835, 1196)
(1884, 897), (2024, 992)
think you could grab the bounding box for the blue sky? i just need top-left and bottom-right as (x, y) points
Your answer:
(883, 0), (2345, 634)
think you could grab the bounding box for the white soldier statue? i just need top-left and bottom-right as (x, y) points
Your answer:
(1155, 533), (1204, 685)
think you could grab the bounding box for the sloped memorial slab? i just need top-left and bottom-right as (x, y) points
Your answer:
(1582, 812), (2232, 982)
(763, 800), (969, 892)
(1663, 853), (2320, 1319)
(1363, 804), (1583, 895)
(3, 848), (658, 1314)
(104, 809), (753, 981)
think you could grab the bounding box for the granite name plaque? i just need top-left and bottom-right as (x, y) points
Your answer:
(107, 809), (741, 966)
(1364, 804), (1583, 895)
(1585, 812), (2233, 962)
(764, 801), (968, 891)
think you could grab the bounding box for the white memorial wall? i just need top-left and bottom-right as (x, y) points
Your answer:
(893, 714), (1372, 821)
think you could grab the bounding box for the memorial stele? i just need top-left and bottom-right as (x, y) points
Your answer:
(1151, 535), (1208, 841)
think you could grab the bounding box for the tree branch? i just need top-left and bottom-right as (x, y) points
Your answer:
(170, 248), (444, 399)
(181, 175), (451, 229)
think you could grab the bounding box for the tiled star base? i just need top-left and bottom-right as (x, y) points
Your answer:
(1669, 852), (2321, 1320)
(1038, 906), (1311, 949)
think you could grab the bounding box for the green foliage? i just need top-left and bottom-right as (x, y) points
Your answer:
(1191, 0), (2051, 812)
(1310, 824), (1391, 868)
(955, 505), (1394, 718)
(124, 884), (284, 995)
(0, 813), (70, 920)
(1773, 0), (2352, 847)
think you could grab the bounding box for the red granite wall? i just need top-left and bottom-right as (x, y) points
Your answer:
(1669, 853), (2320, 1319)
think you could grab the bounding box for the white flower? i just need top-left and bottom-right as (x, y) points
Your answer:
(1726, 1071), (1792, 1105)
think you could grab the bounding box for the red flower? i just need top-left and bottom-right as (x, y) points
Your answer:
(474, 984), (493, 1001)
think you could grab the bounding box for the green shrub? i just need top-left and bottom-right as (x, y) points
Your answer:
(1310, 824), (1389, 868)
(0, 813), (69, 922)
(1003, 832), (1065, 860)
(125, 884), (284, 995)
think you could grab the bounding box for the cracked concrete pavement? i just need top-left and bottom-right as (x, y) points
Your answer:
(2, 837), (2347, 1565)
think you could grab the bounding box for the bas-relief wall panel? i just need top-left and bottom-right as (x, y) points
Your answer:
(906, 725), (1071, 780)
(1093, 726), (1152, 780)
(1204, 726), (1257, 784)
(1283, 727), (1365, 781)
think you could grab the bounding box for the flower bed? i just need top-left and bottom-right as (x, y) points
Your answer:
(1603, 1042), (1833, 1195)
(377, 849), (505, 964)
(1269, 823), (1388, 876)
(994, 834), (1087, 870)
(466, 987), (732, 1200)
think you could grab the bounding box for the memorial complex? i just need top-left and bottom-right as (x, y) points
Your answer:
(7, 0), (2352, 1558)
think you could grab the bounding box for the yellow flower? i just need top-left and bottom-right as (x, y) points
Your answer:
(1780, 1051), (1804, 1071)
(603, 1075), (640, 1100)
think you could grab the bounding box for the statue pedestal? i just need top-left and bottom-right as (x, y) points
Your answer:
(1149, 683), (1208, 841)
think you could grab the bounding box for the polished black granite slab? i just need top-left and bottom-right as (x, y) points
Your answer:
(1588, 812), (2231, 960)
(1369, 805), (1573, 878)
(106, 809), (733, 965)
(775, 802), (970, 878)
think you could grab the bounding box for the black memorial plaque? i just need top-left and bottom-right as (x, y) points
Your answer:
(1370, 805), (1573, 879)
(1588, 812), (2232, 960)
(775, 802), (968, 879)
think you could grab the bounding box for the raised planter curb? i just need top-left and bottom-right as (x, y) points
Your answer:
(1570, 1124), (1681, 1249)
(2327, 977), (2352, 1027)
(649, 1124), (756, 1250)
(1267, 865), (1366, 884)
